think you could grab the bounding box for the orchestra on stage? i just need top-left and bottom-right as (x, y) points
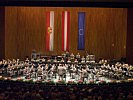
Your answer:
(0, 52), (133, 83)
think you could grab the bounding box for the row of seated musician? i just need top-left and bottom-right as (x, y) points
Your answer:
(31, 51), (95, 63)
(0, 57), (133, 81)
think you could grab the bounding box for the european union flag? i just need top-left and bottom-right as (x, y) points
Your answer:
(78, 12), (85, 50)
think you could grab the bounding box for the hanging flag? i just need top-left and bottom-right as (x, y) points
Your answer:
(78, 12), (85, 50)
(46, 11), (54, 51)
(62, 11), (70, 51)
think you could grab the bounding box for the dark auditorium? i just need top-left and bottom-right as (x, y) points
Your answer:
(0, 0), (133, 100)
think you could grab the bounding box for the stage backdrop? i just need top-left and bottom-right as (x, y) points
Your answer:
(0, 7), (5, 60)
(5, 7), (127, 60)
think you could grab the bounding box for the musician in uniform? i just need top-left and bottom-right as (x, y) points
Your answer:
(61, 58), (65, 63)
(66, 51), (70, 58)
(51, 64), (57, 79)
(69, 64), (74, 78)
(30, 64), (36, 78)
(37, 64), (43, 80)
(70, 53), (75, 62)
(7, 64), (13, 76)
(81, 67), (88, 82)
(76, 53), (80, 62)
(74, 59), (78, 64)
(86, 56), (90, 64)
(53, 57), (57, 63)
(72, 64), (77, 79)
(31, 50), (37, 59)
(81, 56), (85, 64)
(67, 58), (71, 64)
(25, 57), (29, 63)
(58, 64), (66, 81)
(41, 57), (45, 63)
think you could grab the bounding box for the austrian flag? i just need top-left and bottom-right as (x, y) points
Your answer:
(46, 11), (54, 51)
(62, 11), (70, 51)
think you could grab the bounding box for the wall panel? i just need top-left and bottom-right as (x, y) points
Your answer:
(0, 7), (5, 60)
(5, 7), (127, 60)
(127, 8), (133, 65)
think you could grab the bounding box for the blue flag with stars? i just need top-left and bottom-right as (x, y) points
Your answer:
(78, 12), (85, 50)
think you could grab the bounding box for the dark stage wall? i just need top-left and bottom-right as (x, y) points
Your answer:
(0, 7), (5, 60)
(4, 7), (127, 60)
(127, 9), (133, 65)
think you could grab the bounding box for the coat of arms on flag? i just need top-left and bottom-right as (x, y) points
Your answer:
(48, 27), (52, 34)
(46, 11), (54, 51)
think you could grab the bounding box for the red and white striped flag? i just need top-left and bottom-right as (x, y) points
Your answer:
(62, 11), (70, 51)
(46, 11), (54, 51)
